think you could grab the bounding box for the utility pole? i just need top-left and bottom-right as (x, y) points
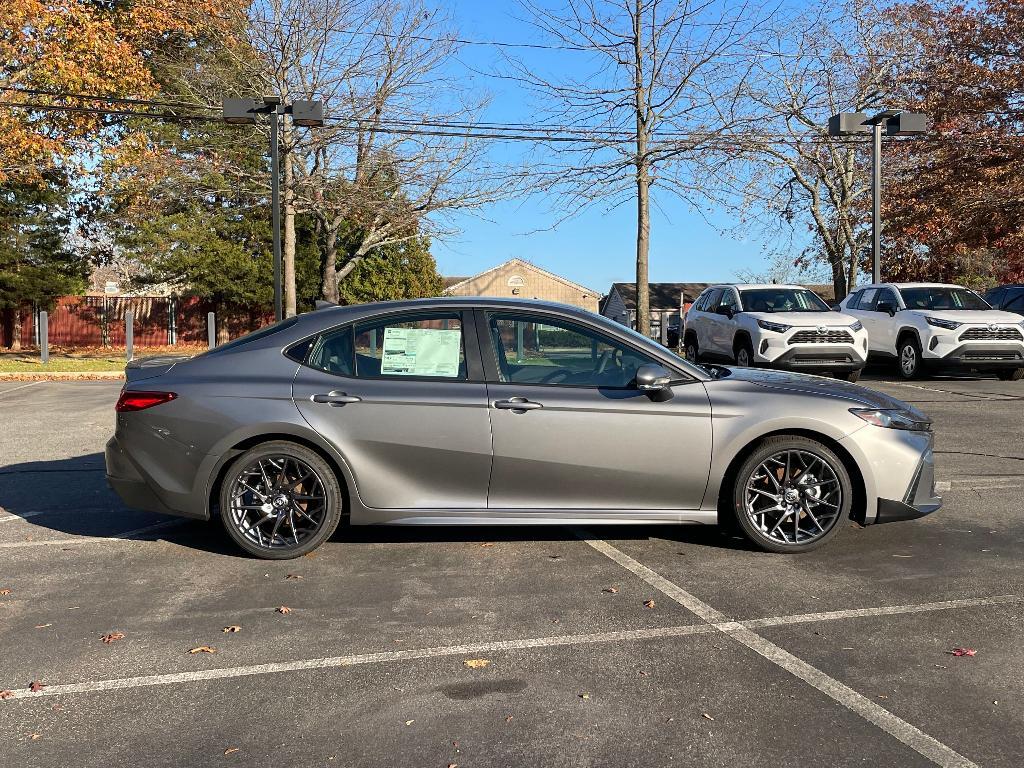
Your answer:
(223, 97), (325, 322)
(828, 110), (928, 285)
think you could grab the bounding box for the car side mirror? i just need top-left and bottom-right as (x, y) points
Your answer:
(877, 301), (896, 316)
(635, 364), (673, 401)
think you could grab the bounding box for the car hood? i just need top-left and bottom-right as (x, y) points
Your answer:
(744, 311), (860, 327)
(904, 309), (1024, 325)
(715, 366), (921, 413)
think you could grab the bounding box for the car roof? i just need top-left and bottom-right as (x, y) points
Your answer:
(855, 282), (966, 290)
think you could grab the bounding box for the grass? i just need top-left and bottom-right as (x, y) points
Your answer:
(0, 344), (204, 374)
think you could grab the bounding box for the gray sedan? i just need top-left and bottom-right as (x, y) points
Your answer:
(106, 298), (941, 559)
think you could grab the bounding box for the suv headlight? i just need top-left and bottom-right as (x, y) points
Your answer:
(757, 319), (791, 333)
(849, 320), (863, 331)
(850, 408), (931, 431)
(924, 316), (961, 330)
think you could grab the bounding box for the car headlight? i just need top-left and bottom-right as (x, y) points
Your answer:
(849, 320), (863, 331)
(757, 319), (791, 333)
(850, 408), (931, 432)
(924, 316), (961, 330)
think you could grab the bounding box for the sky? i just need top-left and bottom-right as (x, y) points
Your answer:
(428, 0), (788, 290)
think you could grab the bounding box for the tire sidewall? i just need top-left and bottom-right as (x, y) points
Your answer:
(898, 338), (922, 379)
(735, 340), (753, 368)
(219, 441), (343, 559)
(731, 436), (853, 554)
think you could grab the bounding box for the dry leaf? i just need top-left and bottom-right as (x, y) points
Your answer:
(948, 647), (977, 657)
(0, 690), (14, 699)
(480, 542), (495, 547)
(602, 587), (619, 594)
(505, 715), (513, 722)
(34, 624), (52, 629)
(0, 589), (11, 596)
(30, 733), (41, 740)
(643, 600), (656, 609)
(303, 551), (319, 559)
(276, 606), (292, 614)
(702, 713), (715, 721)
(285, 574), (303, 580)
(224, 747), (240, 756)
(448, 764), (458, 768)
(405, 720), (415, 726)
(188, 646), (217, 654)
(29, 681), (45, 693)
(463, 658), (490, 669)
(222, 626), (241, 633)
(579, 693), (591, 700)
(101, 632), (125, 644)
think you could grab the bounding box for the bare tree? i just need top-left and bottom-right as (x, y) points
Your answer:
(711, 0), (912, 300)
(511, 0), (770, 334)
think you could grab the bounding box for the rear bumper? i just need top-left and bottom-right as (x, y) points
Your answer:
(874, 448), (942, 524)
(105, 436), (207, 520)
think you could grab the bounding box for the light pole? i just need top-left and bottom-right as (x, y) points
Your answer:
(828, 110), (928, 285)
(223, 97), (325, 321)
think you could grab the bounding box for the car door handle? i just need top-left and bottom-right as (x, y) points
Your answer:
(494, 397), (543, 411)
(311, 391), (362, 406)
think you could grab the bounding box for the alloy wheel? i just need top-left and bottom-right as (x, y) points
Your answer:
(900, 344), (918, 377)
(742, 449), (843, 546)
(228, 455), (327, 551)
(736, 347), (751, 367)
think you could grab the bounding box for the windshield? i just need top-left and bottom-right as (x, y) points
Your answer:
(899, 287), (991, 311)
(739, 288), (830, 313)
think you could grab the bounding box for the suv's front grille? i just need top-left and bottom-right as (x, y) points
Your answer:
(788, 329), (854, 345)
(961, 351), (1021, 361)
(959, 326), (1023, 341)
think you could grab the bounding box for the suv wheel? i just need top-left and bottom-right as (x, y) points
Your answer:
(684, 335), (699, 362)
(996, 368), (1024, 381)
(836, 369), (861, 383)
(734, 338), (754, 368)
(898, 336), (923, 379)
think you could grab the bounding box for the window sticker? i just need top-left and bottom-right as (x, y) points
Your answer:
(380, 327), (461, 377)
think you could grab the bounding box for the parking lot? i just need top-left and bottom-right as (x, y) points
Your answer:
(1, 373), (1022, 767)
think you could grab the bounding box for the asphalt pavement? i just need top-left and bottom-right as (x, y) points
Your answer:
(0, 374), (1021, 767)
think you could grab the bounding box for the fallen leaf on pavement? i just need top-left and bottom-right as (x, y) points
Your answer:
(548, 554), (563, 560)
(448, 764), (458, 768)
(29, 681), (45, 693)
(101, 632), (125, 644)
(0, 690), (14, 699)
(0, 589), (11, 596)
(224, 747), (239, 756)
(188, 646), (217, 654)
(480, 542), (495, 547)
(505, 715), (513, 722)
(579, 693), (590, 700)
(643, 599), (656, 609)
(222, 626), (241, 633)
(34, 624), (52, 629)
(702, 713), (715, 721)
(602, 587), (619, 594)
(303, 551), (319, 559)
(285, 574), (303, 580)
(463, 658), (490, 669)
(405, 720), (415, 726)
(30, 733), (41, 740)
(276, 606), (292, 614)
(948, 647), (977, 657)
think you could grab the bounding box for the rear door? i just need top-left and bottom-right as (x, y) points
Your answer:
(847, 287), (887, 353)
(479, 310), (712, 511)
(711, 288), (741, 354)
(292, 310), (493, 510)
(693, 288), (722, 355)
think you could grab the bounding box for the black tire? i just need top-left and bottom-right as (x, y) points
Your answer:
(219, 441), (343, 559)
(730, 436), (852, 554)
(684, 334), (700, 363)
(835, 369), (862, 383)
(734, 337), (754, 368)
(996, 368), (1024, 381)
(897, 335), (924, 380)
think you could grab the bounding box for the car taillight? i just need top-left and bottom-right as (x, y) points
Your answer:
(115, 391), (177, 412)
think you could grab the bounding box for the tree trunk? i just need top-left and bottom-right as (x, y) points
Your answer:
(633, 1), (651, 337)
(216, 306), (230, 345)
(282, 121), (297, 318)
(321, 219), (340, 303)
(10, 308), (23, 352)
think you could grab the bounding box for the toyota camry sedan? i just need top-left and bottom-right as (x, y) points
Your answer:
(106, 298), (941, 559)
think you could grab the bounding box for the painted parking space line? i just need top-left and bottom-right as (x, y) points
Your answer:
(1, 592), (1015, 704)
(0, 510), (49, 524)
(0, 519), (187, 549)
(0, 381), (45, 398)
(580, 533), (983, 768)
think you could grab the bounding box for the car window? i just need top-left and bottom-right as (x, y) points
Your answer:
(844, 290), (862, 309)
(197, 317), (299, 357)
(487, 313), (660, 388)
(700, 288), (722, 311)
(719, 289), (740, 313)
(307, 326), (355, 375)
(857, 288), (879, 311)
(1006, 291), (1024, 312)
(352, 312), (466, 379)
(985, 288), (1006, 308)
(738, 288), (830, 313)
(875, 288), (899, 311)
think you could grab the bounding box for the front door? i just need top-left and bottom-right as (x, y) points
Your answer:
(480, 311), (713, 510)
(292, 310), (492, 509)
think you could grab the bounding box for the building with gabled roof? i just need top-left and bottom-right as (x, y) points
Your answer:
(443, 258), (600, 313)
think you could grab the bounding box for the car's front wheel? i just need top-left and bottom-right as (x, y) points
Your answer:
(835, 369), (861, 383)
(220, 441), (343, 559)
(731, 436), (852, 553)
(734, 338), (754, 368)
(684, 334), (699, 363)
(898, 336), (924, 379)
(996, 368), (1024, 381)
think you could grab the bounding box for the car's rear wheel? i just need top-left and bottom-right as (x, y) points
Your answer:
(220, 441), (343, 559)
(898, 336), (923, 379)
(731, 436), (852, 553)
(996, 368), (1024, 381)
(835, 369), (861, 383)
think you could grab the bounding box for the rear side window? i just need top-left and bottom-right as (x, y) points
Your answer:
(857, 288), (879, 310)
(354, 312), (466, 379)
(700, 289), (722, 311)
(200, 317), (299, 356)
(307, 327), (354, 375)
(1006, 290), (1024, 312)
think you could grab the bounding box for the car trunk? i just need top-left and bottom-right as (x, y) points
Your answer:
(124, 355), (191, 383)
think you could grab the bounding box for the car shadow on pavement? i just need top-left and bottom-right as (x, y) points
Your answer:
(0, 452), (758, 556)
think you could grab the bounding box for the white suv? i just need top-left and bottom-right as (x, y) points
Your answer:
(683, 284), (868, 381)
(838, 282), (1024, 380)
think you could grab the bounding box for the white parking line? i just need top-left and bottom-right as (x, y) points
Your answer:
(2, 594), (1015, 705)
(0, 519), (187, 548)
(580, 534), (982, 768)
(0, 381), (44, 398)
(0, 510), (49, 524)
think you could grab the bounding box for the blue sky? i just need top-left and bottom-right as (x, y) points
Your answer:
(430, 0), (783, 290)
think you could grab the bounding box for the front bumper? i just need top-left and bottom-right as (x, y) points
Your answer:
(874, 446), (942, 524)
(755, 344), (867, 372)
(922, 332), (1024, 369)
